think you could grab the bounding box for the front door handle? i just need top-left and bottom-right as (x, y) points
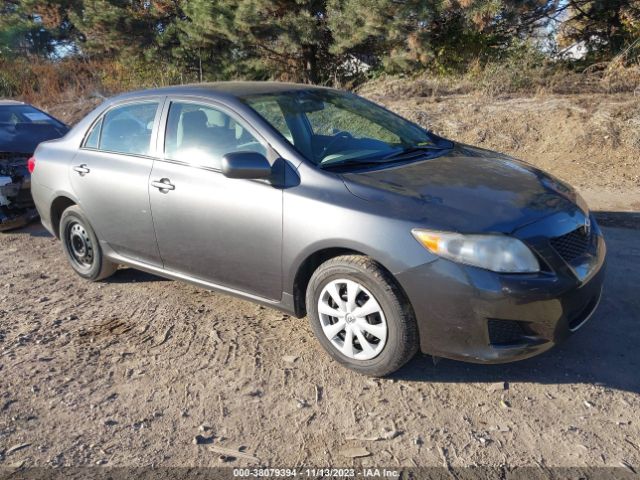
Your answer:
(150, 178), (175, 192)
(73, 164), (90, 175)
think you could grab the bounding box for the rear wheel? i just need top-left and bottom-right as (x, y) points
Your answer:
(60, 205), (117, 281)
(306, 255), (418, 376)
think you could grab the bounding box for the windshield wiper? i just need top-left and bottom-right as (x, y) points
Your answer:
(320, 143), (453, 170)
(319, 159), (387, 170)
(380, 144), (449, 161)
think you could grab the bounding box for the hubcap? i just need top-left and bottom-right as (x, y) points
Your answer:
(317, 279), (388, 360)
(66, 222), (94, 268)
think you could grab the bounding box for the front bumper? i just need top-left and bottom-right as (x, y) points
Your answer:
(396, 213), (606, 363)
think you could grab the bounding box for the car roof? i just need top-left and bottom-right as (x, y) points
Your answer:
(0, 100), (26, 106)
(109, 81), (335, 102)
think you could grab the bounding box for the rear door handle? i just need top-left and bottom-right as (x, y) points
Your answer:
(73, 164), (90, 175)
(150, 178), (175, 192)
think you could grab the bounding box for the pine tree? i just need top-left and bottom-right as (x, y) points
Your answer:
(558, 0), (640, 60)
(327, 0), (558, 74)
(175, 0), (334, 83)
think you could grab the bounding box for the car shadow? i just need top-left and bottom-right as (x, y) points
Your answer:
(107, 267), (169, 284)
(393, 212), (640, 394)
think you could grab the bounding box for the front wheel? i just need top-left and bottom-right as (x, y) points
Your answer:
(306, 255), (418, 376)
(60, 205), (117, 281)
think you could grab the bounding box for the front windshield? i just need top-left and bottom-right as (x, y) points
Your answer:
(242, 90), (442, 167)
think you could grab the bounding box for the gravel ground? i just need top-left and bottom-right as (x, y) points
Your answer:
(0, 220), (638, 470)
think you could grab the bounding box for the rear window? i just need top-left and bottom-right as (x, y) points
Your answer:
(0, 105), (63, 127)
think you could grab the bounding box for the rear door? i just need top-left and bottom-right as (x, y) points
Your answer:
(148, 98), (283, 300)
(69, 99), (163, 266)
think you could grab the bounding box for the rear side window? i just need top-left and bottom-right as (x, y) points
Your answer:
(96, 102), (159, 156)
(164, 102), (266, 170)
(84, 118), (102, 149)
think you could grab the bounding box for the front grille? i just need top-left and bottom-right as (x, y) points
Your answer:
(487, 319), (529, 346)
(550, 227), (590, 263)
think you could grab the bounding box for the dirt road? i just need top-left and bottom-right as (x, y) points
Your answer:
(1, 219), (639, 469)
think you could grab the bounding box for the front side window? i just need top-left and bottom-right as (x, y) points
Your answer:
(98, 102), (159, 156)
(247, 99), (293, 143)
(164, 102), (266, 170)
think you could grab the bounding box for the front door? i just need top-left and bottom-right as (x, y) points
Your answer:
(148, 99), (283, 300)
(69, 100), (163, 266)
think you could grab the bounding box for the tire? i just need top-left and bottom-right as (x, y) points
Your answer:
(59, 205), (117, 281)
(306, 255), (418, 376)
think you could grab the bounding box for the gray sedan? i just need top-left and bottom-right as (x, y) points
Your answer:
(31, 83), (605, 376)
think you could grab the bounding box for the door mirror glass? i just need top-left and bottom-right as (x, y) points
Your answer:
(221, 152), (271, 179)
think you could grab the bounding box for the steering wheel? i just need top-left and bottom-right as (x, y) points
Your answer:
(319, 131), (353, 161)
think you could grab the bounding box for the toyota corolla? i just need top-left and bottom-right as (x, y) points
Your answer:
(30, 83), (605, 376)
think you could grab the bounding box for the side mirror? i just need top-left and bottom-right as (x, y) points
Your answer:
(221, 152), (272, 179)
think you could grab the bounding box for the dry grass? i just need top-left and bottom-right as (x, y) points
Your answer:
(0, 58), (98, 103)
(0, 56), (186, 117)
(4, 56), (640, 110)
(358, 62), (640, 100)
(0, 56), (195, 124)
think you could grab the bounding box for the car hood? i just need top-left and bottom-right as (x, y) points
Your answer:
(341, 143), (585, 233)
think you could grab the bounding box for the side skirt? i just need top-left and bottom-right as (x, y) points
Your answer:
(102, 243), (298, 316)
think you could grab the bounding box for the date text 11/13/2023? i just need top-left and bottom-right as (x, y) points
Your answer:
(232, 467), (401, 477)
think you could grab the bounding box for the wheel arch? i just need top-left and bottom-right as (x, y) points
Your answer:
(290, 246), (410, 318)
(50, 195), (77, 238)
(291, 247), (361, 317)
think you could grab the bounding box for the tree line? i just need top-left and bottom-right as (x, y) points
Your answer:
(1, 0), (639, 86)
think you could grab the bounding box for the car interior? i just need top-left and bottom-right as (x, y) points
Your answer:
(246, 94), (402, 165)
(164, 103), (265, 169)
(98, 104), (157, 156)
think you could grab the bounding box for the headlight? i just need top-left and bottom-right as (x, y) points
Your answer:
(411, 229), (540, 273)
